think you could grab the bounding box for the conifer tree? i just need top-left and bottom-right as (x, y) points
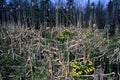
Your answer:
(0, 0), (6, 25)
(84, 0), (90, 28)
(66, 0), (75, 26)
(107, 0), (115, 36)
(96, 0), (105, 29)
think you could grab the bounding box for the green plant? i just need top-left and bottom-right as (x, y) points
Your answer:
(62, 29), (74, 36)
(0, 53), (23, 66)
(70, 61), (94, 76)
(56, 29), (74, 42)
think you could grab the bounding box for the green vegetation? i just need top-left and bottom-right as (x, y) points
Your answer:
(0, 27), (120, 79)
(70, 61), (94, 76)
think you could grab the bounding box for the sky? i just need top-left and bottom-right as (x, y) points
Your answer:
(6, 0), (109, 6)
(6, 0), (109, 4)
(51, 0), (109, 4)
(51, 0), (109, 8)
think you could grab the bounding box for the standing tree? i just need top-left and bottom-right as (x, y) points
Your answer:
(40, 0), (51, 27)
(0, 0), (6, 25)
(76, 2), (84, 28)
(22, 0), (31, 27)
(31, 0), (40, 29)
(113, 0), (120, 32)
(113, 0), (119, 24)
(96, 0), (106, 29)
(107, 0), (115, 36)
(84, 0), (90, 28)
(7, 2), (13, 24)
(80, 10), (84, 28)
(118, 0), (120, 31)
(66, 0), (75, 26)
(89, 2), (95, 29)
(12, 0), (19, 25)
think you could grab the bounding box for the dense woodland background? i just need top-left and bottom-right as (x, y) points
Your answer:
(0, 0), (120, 36)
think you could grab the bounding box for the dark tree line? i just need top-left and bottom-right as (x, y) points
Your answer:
(0, 0), (120, 35)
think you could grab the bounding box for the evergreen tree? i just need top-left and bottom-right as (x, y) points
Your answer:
(107, 0), (115, 36)
(2, 0), (7, 25)
(23, 0), (31, 27)
(113, 0), (120, 32)
(84, 0), (90, 28)
(113, 0), (119, 24)
(0, 0), (119, 29)
(9, 0), (19, 25)
(96, 0), (105, 29)
(89, 2), (95, 29)
(66, 0), (75, 26)
(7, 2), (13, 23)
(31, 0), (40, 29)
(0, 0), (6, 25)
(40, 0), (51, 27)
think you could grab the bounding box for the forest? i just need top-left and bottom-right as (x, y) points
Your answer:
(0, 0), (120, 80)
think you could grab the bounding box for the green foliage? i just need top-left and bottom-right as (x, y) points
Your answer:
(108, 35), (120, 55)
(56, 29), (74, 42)
(56, 33), (66, 42)
(82, 29), (94, 38)
(70, 61), (94, 76)
(0, 53), (23, 66)
(62, 29), (74, 36)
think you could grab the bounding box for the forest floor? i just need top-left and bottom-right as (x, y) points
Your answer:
(0, 26), (120, 80)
